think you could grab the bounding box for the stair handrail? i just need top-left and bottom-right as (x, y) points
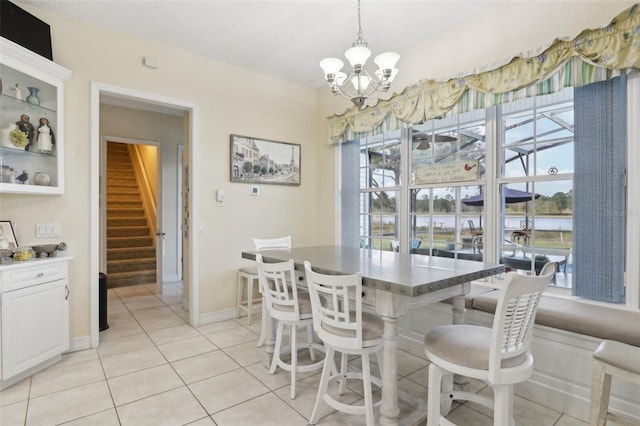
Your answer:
(128, 144), (157, 242)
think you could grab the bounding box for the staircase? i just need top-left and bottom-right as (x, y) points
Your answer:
(106, 142), (157, 288)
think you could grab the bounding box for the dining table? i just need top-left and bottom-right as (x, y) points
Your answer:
(241, 245), (504, 426)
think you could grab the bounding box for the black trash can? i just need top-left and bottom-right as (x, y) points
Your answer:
(99, 272), (109, 331)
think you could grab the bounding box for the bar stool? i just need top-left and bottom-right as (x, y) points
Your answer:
(256, 254), (324, 399)
(304, 261), (384, 426)
(237, 235), (291, 332)
(589, 340), (640, 426)
(424, 266), (554, 426)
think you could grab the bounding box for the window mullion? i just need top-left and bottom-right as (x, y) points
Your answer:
(484, 106), (499, 264)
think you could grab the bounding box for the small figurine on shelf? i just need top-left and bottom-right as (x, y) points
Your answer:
(37, 117), (55, 153)
(16, 170), (29, 184)
(15, 114), (35, 151)
(13, 83), (24, 100)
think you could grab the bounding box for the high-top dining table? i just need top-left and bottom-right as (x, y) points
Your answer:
(242, 245), (504, 426)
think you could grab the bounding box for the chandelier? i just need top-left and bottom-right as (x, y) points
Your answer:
(319, 0), (400, 110)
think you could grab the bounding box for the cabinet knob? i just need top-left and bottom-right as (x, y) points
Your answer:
(65, 285), (69, 300)
(36, 272), (44, 278)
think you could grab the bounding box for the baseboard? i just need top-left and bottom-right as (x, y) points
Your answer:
(199, 307), (242, 325)
(67, 335), (92, 352)
(198, 304), (263, 326)
(163, 273), (179, 283)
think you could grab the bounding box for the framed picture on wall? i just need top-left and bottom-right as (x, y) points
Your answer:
(0, 220), (18, 250)
(230, 134), (301, 186)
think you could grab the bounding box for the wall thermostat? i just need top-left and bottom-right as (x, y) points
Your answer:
(250, 186), (259, 196)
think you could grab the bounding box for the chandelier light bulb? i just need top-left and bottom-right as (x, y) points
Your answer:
(319, 58), (345, 79)
(344, 46), (371, 69)
(335, 72), (348, 86)
(374, 52), (400, 73)
(351, 74), (371, 92)
(375, 68), (399, 82)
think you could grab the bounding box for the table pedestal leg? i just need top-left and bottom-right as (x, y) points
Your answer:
(451, 295), (468, 387)
(379, 316), (400, 426)
(262, 311), (276, 368)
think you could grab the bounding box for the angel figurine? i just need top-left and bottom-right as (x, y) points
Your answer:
(37, 117), (55, 153)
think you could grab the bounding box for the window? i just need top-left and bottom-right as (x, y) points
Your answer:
(499, 91), (575, 287)
(409, 110), (486, 259)
(340, 74), (639, 306)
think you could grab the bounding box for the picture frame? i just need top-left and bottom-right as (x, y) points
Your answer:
(0, 220), (18, 250)
(230, 134), (301, 186)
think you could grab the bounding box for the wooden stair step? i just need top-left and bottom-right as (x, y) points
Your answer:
(106, 270), (156, 288)
(107, 258), (156, 273)
(107, 247), (156, 260)
(107, 208), (145, 217)
(107, 236), (154, 248)
(108, 217), (148, 227)
(107, 226), (150, 237)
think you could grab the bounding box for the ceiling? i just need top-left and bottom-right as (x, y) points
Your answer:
(21, 0), (499, 90)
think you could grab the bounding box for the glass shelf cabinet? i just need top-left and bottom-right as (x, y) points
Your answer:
(0, 37), (71, 195)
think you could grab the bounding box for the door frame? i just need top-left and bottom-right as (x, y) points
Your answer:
(90, 82), (200, 348)
(101, 136), (163, 295)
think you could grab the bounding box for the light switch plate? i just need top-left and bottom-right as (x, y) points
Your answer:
(36, 223), (61, 237)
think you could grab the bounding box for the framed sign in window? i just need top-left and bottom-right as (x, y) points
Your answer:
(230, 134), (301, 186)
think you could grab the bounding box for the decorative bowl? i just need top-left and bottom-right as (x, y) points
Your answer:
(32, 244), (59, 257)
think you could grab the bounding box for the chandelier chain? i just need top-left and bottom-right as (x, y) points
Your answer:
(356, 0), (363, 42)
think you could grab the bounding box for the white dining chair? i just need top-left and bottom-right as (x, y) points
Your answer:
(304, 261), (384, 426)
(424, 264), (555, 426)
(256, 254), (324, 399)
(237, 235), (290, 344)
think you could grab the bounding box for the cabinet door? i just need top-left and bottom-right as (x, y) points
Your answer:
(1, 279), (69, 380)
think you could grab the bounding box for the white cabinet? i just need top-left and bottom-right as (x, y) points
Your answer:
(0, 37), (71, 194)
(0, 257), (70, 387)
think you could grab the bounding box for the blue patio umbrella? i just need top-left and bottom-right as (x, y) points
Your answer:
(462, 187), (540, 207)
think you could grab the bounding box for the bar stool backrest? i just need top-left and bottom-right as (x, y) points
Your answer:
(304, 261), (364, 351)
(255, 254), (299, 322)
(488, 265), (555, 382)
(253, 235), (291, 251)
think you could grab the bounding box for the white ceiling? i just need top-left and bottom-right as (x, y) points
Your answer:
(21, 0), (499, 89)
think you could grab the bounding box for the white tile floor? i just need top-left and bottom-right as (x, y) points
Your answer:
(0, 282), (589, 426)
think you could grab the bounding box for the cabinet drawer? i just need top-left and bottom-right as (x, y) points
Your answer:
(1, 261), (68, 292)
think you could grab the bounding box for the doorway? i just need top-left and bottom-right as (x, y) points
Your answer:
(90, 82), (200, 348)
(100, 137), (163, 295)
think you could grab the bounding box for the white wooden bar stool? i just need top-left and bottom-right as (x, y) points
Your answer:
(589, 339), (640, 426)
(237, 235), (290, 333)
(424, 264), (554, 426)
(304, 261), (384, 426)
(256, 254), (324, 399)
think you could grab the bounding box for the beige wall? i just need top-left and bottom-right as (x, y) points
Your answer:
(3, 2), (318, 340)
